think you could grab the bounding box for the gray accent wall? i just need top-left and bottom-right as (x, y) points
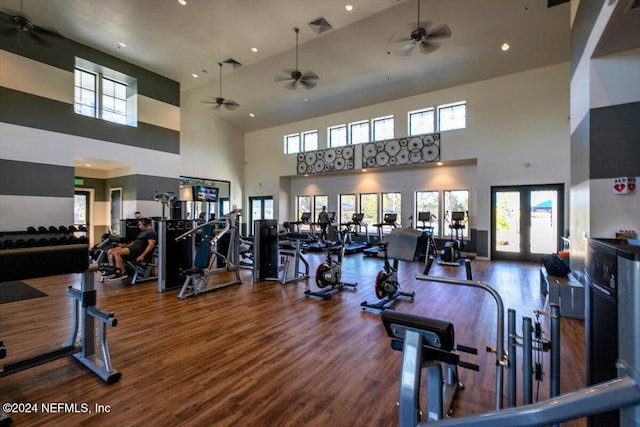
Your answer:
(0, 36), (179, 106)
(590, 102), (640, 179)
(0, 87), (179, 154)
(0, 160), (74, 197)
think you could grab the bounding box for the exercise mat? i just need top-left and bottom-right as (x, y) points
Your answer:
(0, 281), (48, 305)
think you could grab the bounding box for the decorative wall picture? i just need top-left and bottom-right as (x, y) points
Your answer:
(362, 133), (440, 169)
(297, 145), (355, 175)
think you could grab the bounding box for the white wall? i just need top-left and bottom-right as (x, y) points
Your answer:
(180, 87), (245, 210)
(244, 63), (571, 256)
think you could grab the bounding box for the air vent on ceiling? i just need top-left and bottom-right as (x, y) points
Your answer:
(308, 17), (332, 34)
(222, 58), (242, 68)
(547, 0), (569, 7)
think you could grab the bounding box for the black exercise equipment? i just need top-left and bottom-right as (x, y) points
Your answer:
(440, 211), (466, 265)
(341, 213), (370, 254)
(417, 211), (438, 258)
(305, 231), (357, 300)
(253, 219), (280, 282)
(363, 213), (397, 257)
(361, 241), (414, 311)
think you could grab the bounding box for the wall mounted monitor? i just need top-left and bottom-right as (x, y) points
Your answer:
(193, 186), (218, 202)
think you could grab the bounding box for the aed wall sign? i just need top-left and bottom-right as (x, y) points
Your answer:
(611, 177), (637, 195)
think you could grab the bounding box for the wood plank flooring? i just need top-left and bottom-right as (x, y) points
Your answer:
(0, 253), (586, 426)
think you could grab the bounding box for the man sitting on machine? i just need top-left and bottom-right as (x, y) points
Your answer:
(107, 217), (157, 281)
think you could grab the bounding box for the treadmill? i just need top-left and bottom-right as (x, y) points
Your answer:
(363, 213), (397, 257)
(341, 213), (370, 254)
(305, 212), (338, 252)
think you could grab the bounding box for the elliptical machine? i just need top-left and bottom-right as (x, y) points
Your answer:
(361, 241), (414, 311)
(305, 231), (357, 301)
(439, 211), (466, 266)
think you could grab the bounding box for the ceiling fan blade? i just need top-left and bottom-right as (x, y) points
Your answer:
(200, 96), (218, 104)
(274, 75), (292, 83)
(1, 27), (18, 37)
(223, 100), (240, 110)
(397, 42), (416, 56)
(419, 40), (441, 55)
(283, 80), (298, 90)
(28, 31), (53, 47)
(301, 71), (319, 81)
(423, 22), (451, 41)
(298, 79), (317, 90)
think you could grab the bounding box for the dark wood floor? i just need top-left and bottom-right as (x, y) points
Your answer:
(1, 253), (586, 426)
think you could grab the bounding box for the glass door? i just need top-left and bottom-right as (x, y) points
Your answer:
(249, 196), (274, 235)
(491, 184), (564, 262)
(110, 188), (122, 236)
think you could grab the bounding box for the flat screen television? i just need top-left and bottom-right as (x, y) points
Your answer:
(193, 186), (218, 202)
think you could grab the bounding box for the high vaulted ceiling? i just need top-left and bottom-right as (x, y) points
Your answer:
(0, 0), (575, 132)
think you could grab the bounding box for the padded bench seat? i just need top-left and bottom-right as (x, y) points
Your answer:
(540, 267), (584, 319)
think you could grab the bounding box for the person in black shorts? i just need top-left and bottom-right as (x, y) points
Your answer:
(108, 218), (157, 281)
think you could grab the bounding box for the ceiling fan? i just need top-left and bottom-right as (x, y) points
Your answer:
(397, 0), (451, 56)
(274, 27), (319, 90)
(0, 0), (62, 47)
(201, 63), (240, 111)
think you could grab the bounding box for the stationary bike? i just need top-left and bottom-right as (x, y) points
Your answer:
(361, 242), (414, 311)
(305, 232), (357, 301)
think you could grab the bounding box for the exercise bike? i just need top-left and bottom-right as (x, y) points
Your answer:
(305, 232), (357, 301)
(361, 242), (414, 311)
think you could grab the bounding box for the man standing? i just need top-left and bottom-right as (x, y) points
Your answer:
(317, 206), (330, 242)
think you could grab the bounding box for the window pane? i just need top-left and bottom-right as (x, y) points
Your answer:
(373, 116), (394, 141)
(329, 125), (347, 148)
(314, 195), (328, 223)
(296, 196), (311, 221)
(360, 193), (378, 226)
(103, 79), (114, 96)
(115, 82), (127, 99)
(115, 99), (127, 114)
(409, 109), (434, 136)
(285, 134), (300, 154)
(443, 189), (469, 238)
(416, 191), (439, 236)
(438, 102), (467, 131)
(382, 192), (402, 227)
(339, 194), (356, 224)
(303, 131), (318, 151)
(350, 121), (369, 144)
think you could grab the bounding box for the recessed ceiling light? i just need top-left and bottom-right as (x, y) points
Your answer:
(178, 0), (187, 5)
(118, 42), (127, 48)
(304, 98), (310, 102)
(249, 113), (255, 118)
(191, 73), (198, 78)
(501, 42), (510, 51)
(251, 47), (258, 53)
(345, 4), (353, 11)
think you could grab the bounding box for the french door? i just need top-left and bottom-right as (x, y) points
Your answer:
(248, 196), (274, 235)
(491, 184), (564, 262)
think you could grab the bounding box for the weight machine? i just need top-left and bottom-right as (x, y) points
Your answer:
(384, 268), (640, 426)
(174, 209), (242, 299)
